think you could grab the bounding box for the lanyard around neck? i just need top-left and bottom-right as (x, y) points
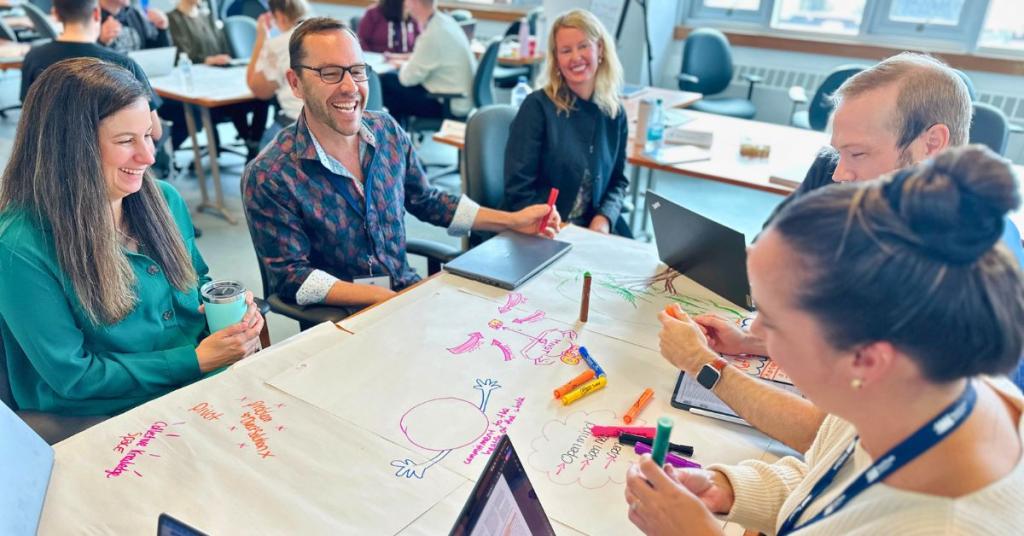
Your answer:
(778, 380), (977, 535)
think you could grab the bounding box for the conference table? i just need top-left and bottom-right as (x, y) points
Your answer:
(36, 226), (790, 535)
(0, 39), (27, 70)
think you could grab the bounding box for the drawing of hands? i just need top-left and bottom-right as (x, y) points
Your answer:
(474, 378), (501, 411)
(390, 458), (429, 479)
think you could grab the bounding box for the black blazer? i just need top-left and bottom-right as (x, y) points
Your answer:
(504, 90), (630, 235)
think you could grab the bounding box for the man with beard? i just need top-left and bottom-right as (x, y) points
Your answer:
(243, 17), (561, 313)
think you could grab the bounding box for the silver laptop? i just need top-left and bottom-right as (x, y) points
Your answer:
(1, 403), (54, 535)
(648, 191), (752, 309)
(444, 231), (572, 290)
(128, 46), (178, 78)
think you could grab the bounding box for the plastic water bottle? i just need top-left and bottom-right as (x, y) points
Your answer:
(646, 98), (665, 153)
(511, 76), (531, 108)
(178, 53), (194, 93)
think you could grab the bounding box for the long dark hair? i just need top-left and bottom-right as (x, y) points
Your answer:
(771, 145), (1024, 382)
(0, 58), (197, 325)
(378, 0), (403, 22)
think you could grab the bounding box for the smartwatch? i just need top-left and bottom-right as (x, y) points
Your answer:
(696, 357), (729, 390)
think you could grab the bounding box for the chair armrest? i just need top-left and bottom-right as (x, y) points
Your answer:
(741, 74), (762, 100)
(266, 294), (350, 326)
(407, 238), (463, 275)
(677, 73), (699, 85)
(1009, 122), (1024, 134)
(253, 297), (271, 317)
(787, 85), (808, 104)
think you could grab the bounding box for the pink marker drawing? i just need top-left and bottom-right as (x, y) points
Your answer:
(391, 379), (501, 480)
(491, 339), (513, 361)
(447, 332), (485, 355)
(498, 292), (526, 314)
(512, 310), (545, 324)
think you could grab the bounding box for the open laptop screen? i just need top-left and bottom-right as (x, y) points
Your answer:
(450, 435), (555, 536)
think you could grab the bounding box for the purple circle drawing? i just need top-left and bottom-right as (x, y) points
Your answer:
(399, 397), (490, 451)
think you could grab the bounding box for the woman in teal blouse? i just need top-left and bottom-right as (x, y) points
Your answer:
(0, 58), (264, 416)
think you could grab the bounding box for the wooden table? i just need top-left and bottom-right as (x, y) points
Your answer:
(0, 39), (27, 70)
(36, 227), (784, 535)
(149, 65), (255, 224)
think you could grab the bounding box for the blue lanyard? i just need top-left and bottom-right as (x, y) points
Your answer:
(777, 381), (977, 535)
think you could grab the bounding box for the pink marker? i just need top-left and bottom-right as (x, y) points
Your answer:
(590, 425), (656, 439)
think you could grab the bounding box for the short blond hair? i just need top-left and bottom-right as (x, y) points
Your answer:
(834, 52), (972, 149)
(540, 9), (623, 118)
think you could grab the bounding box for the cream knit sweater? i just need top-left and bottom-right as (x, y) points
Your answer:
(708, 377), (1024, 535)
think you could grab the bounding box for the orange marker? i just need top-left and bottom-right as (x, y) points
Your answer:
(664, 304), (684, 319)
(553, 369), (596, 399)
(623, 388), (654, 424)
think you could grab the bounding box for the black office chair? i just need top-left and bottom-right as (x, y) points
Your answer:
(0, 16), (17, 41)
(240, 175), (460, 331)
(222, 0), (267, 20)
(28, 0), (52, 13)
(223, 15), (257, 59)
(970, 102), (1011, 156)
(350, 15), (362, 32)
(366, 68), (384, 112)
(677, 28), (760, 120)
(408, 37), (501, 134)
(20, 2), (58, 41)
(788, 65), (865, 131)
(462, 105), (516, 246)
(0, 334), (109, 445)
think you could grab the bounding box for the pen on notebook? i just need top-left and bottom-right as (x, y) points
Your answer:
(537, 187), (559, 233)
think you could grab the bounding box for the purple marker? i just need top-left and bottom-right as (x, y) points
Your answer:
(635, 442), (701, 469)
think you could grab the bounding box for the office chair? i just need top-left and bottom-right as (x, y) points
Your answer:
(408, 36), (501, 135)
(970, 102), (1011, 156)
(240, 174), (461, 331)
(28, 0), (52, 13)
(350, 15), (362, 32)
(788, 64), (865, 131)
(0, 333), (109, 445)
(20, 2), (58, 41)
(366, 68), (384, 112)
(222, 0), (267, 20)
(223, 15), (257, 59)
(677, 28), (760, 120)
(462, 105), (516, 246)
(0, 16), (17, 41)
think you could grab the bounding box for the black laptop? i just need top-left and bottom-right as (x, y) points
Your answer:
(647, 191), (752, 309)
(450, 435), (555, 536)
(444, 231), (572, 290)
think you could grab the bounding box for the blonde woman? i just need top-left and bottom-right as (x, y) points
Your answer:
(504, 9), (628, 236)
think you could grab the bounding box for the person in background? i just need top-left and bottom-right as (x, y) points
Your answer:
(98, 0), (170, 55)
(504, 9), (629, 236)
(21, 0), (162, 142)
(658, 52), (1024, 454)
(626, 145), (1024, 535)
(246, 0), (309, 147)
(168, 0), (269, 159)
(378, 0), (474, 124)
(243, 18), (559, 312)
(357, 0), (418, 54)
(0, 59), (264, 416)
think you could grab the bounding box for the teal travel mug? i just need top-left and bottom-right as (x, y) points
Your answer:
(200, 280), (247, 333)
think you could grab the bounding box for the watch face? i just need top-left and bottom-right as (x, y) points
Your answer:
(696, 364), (720, 390)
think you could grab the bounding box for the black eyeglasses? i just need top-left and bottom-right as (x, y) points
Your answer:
(293, 63), (369, 84)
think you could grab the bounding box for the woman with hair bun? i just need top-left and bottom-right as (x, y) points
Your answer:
(626, 145), (1024, 535)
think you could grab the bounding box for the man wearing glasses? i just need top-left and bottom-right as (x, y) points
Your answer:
(242, 17), (559, 313)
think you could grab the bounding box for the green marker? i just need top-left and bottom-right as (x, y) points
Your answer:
(651, 417), (674, 467)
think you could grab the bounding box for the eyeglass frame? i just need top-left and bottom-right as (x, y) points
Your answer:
(292, 63), (370, 84)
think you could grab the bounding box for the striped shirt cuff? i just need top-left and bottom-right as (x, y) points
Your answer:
(295, 269), (340, 306)
(447, 195), (479, 237)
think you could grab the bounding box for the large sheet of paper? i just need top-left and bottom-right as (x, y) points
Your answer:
(39, 356), (465, 534)
(268, 286), (774, 535)
(459, 225), (750, 352)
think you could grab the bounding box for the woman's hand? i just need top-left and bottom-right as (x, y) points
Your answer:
(624, 455), (730, 535)
(588, 214), (611, 234)
(195, 291), (264, 372)
(693, 314), (766, 356)
(658, 304), (719, 375)
(255, 12), (273, 42)
(509, 204), (561, 238)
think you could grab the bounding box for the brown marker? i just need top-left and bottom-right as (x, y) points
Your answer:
(580, 271), (592, 322)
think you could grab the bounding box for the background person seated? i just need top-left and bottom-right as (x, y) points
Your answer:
(357, 0), (418, 54)
(504, 9), (630, 237)
(246, 0), (310, 147)
(98, 0), (170, 55)
(0, 59), (264, 416)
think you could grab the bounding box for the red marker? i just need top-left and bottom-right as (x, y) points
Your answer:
(590, 425), (656, 439)
(537, 188), (559, 233)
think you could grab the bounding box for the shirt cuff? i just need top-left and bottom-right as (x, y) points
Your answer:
(295, 269), (340, 306)
(707, 462), (785, 533)
(447, 195), (479, 237)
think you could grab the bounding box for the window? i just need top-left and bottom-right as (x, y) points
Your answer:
(887, 0), (965, 26)
(978, 0), (1024, 52)
(865, 0), (985, 43)
(771, 0), (867, 35)
(690, 0), (770, 25)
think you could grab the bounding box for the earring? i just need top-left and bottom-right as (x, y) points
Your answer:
(850, 378), (864, 390)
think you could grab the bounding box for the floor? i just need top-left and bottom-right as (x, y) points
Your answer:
(0, 71), (785, 344)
